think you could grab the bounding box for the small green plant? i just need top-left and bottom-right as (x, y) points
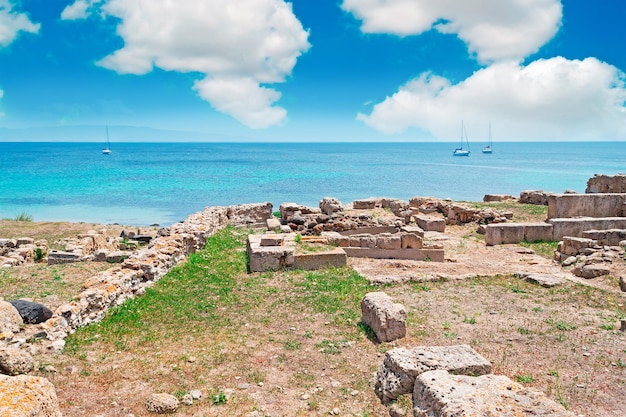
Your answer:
(463, 316), (477, 324)
(442, 320), (451, 330)
(617, 358), (626, 368)
(532, 306), (543, 313)
(517, 327), (532, 335)
(294, 233), (302, 243)
(600, 323), (614, 331)
(545, 319), (577, 331)
(14, 212), (33, 222)
(284, 339), (301, 351)
(34, 248), (45, 262)
(515, 374), (535, 383)
(443, 331), (457, 339)
(212, 391), (227, 405)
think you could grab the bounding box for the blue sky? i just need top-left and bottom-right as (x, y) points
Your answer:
(0, 0), (624, 142)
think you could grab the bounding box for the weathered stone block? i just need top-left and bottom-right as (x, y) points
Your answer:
(145, 393), (179, 414)
(260, 235), (284, 246)
(319, 197), (343, 215)
(483, 194), (516, 202)
(485, 224), (525, 245)
(0, 347), (35, 375)
(375, 345), (492, 404)
(376, 234), (402, 250)
(548, 193), (626, 219)
(401, 233), (422, 249)
(523, 223), (554, 242)
(266, 217), (281, 230)
(343, 247), (444, 262)
(413, 370), (575, 417)
(361, 292), (406, 343)
(352, 198), (382, 209)
(293, 247), (347, 271)
(415, 215), (445, 232)
(401, 225), (424, 238)
(47, 251), (81, 265)
(0, 301), (23, 334)
(0, 374), (62, 417)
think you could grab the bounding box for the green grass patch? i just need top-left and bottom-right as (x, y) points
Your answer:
(518, 240), (559, 259)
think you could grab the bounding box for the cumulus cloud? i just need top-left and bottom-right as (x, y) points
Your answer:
(358, 57), (626, 141)
(61, 0), (102, 21)
(0, 0), (40, 47)
(94, 0), (310, 128)
(341, 0), (562, 63)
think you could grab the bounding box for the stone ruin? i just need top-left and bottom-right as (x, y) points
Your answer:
(0, 202), (273, 415)
(361, 293), (575, 416)
(1, 229), (158, 267)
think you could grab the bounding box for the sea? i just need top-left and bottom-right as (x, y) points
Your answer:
(1, 141), (624, 226)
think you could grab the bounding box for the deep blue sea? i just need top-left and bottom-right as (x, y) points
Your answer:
(1, 142), (624, 226)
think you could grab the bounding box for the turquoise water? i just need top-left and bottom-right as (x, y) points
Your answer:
(1, 142), (624, 225)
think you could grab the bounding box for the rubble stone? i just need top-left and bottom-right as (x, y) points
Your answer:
(361, 292), (406, 343)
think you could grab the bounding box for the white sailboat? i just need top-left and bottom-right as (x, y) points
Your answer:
(102, 125), (112, 155)
(452, 121), (470, 156)
(482, 122), (493, 154)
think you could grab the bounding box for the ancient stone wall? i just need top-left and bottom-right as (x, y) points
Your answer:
(586, 173), (626, 193)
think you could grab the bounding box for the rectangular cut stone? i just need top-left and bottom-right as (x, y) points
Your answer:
(485, 224), (525, 245)
(260, 235), (284, 246)
(547, 193), (626, 219)
(342, 247), (444, 262)
(361, 292), (406, 343)
(247, 234), (295, 272)
(266, 217), (281, 230)
(352, 198), (382, 209)
(413, 370), (575, 417)
(549, 217), (626, 240)
(415, 215), (446, 232)
(401, 225), (425, 238)
(374, 345), (492, 404)
(523, 223), (554, 242)
(582, 229), (626, 246)
(47, 251), (81, 265)
(401, 233), (423, 249)
(292, 247), (347, 270)
(376, 234), (402, 250)
(339, 226), (398, 236)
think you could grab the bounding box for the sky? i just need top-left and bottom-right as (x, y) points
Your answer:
(0, 0), (624, 142)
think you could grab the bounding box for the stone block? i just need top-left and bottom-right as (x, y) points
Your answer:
(374, 345), (492, 404)
(260, 235), (284, 246)
(352, 198), (382, 209)
(145, 393), (179, 414)
(485, 224), (525, 245)
(401, 225), (424, 238)
(47, 251), (81, 265)
(582, 229), (626, 246)
(559, 236), (596, 256)
(516, 272), (565, 288)
(319, 197), (343, 215)
(266, 217), (281, 230)
(483, 194), (516, 202)
(574, 264), (611, 279)
(361, 292), (406, 343)
(0, 301), (23, 334)
(342, 247), (444, 262)
(413, 370), (575, 417)
(550, 217), (626, 241)
(547, 193), (626, 219)
(401, 233), (422, 249)
(0, 347), (35, 375)
(376, 234), (402, 250)
(293, 247), (347, 271)
(0, 374), (63, 417)
(523, 223), (554, 242)
(415, 215), (445, 232)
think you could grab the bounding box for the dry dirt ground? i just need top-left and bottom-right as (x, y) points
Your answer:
(2, 218), (625, 417)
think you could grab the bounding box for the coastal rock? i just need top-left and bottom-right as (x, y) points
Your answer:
(9, 300), (53, 324)
(0, 346), (35, 375)
(145, 393), (179, 414)
(0, 374), (62, 417)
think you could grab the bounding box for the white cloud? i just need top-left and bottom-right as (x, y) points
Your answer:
(0, 0), (40, 47)
(341, 0), (562, 63)
(61, 0), (101, 21)
(95, 0), (310, 128)
(358, 57), (626, 141)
